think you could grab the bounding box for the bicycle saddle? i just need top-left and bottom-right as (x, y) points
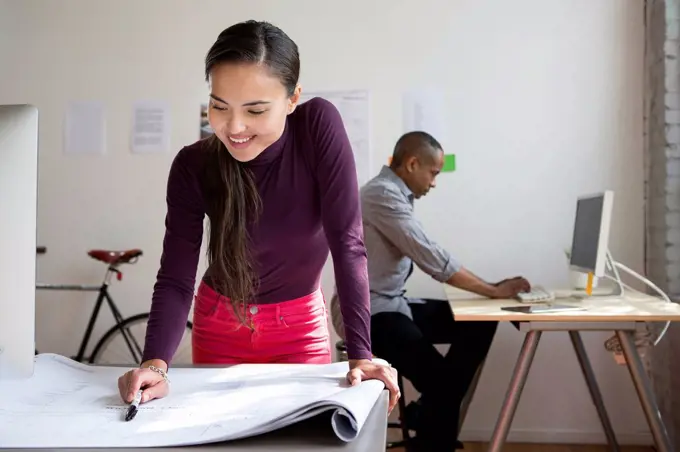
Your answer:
(88, 249), (143, 265)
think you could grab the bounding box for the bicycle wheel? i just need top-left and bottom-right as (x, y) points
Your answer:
(89, 313), (193, 366)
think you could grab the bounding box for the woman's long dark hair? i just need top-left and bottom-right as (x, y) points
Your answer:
(202, 21), (300, 320)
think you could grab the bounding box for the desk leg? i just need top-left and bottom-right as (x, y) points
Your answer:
(487, 330), (541, 452)
(616, 330), (673, 452)
(569, 331), (619, 452)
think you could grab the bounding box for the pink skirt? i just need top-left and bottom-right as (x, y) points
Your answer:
(191, 282), (332, 365)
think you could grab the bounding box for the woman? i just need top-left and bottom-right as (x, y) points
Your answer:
(116, 20), (399, 411)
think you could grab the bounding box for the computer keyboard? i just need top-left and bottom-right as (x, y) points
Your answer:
(516, 286), (555, 303)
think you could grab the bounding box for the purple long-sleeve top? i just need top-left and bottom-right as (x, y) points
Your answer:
(142, 97), (372, 365)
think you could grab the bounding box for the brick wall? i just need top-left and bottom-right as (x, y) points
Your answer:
(645, 0), (680, 445)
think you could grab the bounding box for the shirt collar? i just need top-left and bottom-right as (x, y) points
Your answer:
(378, 165), (413, 201)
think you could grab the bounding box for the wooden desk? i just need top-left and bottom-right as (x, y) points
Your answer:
(443, 286), (680, 452)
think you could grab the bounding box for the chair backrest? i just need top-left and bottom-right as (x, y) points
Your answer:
(329, 291), (345, 340)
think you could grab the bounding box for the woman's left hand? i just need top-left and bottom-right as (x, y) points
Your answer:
(347, 359), (400, 413)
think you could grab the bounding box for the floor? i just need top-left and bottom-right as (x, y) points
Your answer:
(390, 444), (654, 452)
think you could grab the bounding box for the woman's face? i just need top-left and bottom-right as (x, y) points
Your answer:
(207, 62), (300, 162)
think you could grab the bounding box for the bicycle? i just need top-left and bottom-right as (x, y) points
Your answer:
(35, 248), (193, 365)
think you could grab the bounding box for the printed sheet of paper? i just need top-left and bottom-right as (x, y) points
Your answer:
(402, 88), (448, 145)
(131, 100), (170, 154)
(0, 354), (384, 448)
(299, 90), (372, 186)
(64, 101), (106, 155)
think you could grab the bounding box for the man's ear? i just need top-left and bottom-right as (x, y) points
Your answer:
(404, 156), (418, 173)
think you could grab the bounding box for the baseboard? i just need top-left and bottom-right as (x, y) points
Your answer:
(459, 428), (653, 445)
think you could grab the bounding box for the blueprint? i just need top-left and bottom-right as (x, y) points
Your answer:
(0, 354), (385, 448)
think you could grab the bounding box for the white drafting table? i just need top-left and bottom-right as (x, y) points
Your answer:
(0, 368), (389, 452)
(443, 286), (680, 452)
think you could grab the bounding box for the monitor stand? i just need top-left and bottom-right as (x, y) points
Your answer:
(570, 250), (625, 300)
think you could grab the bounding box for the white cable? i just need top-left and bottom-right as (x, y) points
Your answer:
(602, 274), (638, 294)
(605, 250), (625, 297)
(612, 260), (672, 346)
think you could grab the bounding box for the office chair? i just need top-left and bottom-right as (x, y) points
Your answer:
(334, 340), (410, 448)
(334, 340), (485, 449)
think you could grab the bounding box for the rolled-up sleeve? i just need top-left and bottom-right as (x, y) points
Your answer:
(363, 187), (461, 282)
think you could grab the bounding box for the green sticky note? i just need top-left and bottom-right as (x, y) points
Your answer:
(442, 154), (456, 172)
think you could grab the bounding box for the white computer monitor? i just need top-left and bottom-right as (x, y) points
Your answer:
(568, 190), (614, 278)
(0, 104), (39, 381)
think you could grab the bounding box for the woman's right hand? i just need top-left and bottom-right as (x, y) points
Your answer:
(117, 364), (170, 404)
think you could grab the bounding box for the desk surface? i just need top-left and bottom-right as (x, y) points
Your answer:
(443, 286), (680, 322)
(0, 391), (389, 452)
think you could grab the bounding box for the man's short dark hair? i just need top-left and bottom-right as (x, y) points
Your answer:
(390, 131), (443, 168)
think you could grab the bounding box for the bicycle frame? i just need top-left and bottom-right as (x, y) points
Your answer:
(36, 263), (143, 363)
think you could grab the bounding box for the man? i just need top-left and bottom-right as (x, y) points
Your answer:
(331, 131), (531, 451)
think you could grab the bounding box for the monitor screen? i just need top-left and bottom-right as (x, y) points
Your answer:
(570, 196), (603, 272)
(569, 191), (613, 277)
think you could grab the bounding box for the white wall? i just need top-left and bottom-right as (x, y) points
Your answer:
(0, 0), (649, 444)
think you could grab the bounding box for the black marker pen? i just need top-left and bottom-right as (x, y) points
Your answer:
(125, 390), (143, 422)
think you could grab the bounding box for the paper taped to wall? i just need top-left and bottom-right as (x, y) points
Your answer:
(0, 354), (384, 448)
(131, 100), (171, 154)
(402, 88), (448, 146)
(299, 90), (372, 186)
(64, 101), (106, 155)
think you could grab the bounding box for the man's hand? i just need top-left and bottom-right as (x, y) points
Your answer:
(491, 276), (531, 298)
(446, 268), (531, 299)
(347, 359), (400, 413)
